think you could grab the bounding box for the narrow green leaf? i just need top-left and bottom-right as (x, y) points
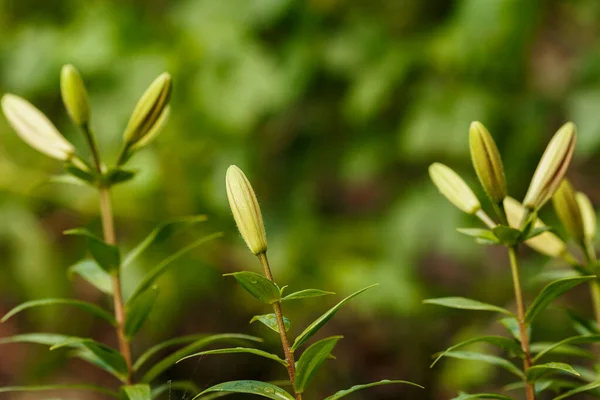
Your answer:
(431, 336), (523, 367)
(526, 362), (579, 382)
(225, 271), (281, 304)
(2, 298), (116, 325)
(525, 276), (595, 323)
(323, 379), (423, 399)
(141, 333), (262, 383)
(104, 168), (137, 187)
(295, 336), (342, 393)
(68, 259), (113, 294)
(0, 333), (70, 346)
(127, 232), (222, 305)
(566, 309), (600, 335)
(251, 314), (291, 333)
(498, 317), (530, 342)
(122, 215), (207, 268)
(451, 393), (514, 400)
(525, 226), (553, 240)
(456, 228), (500, 244)
(64, 161), (98, 184)
(553, 380), (600, 400)
(282, 289), (335, 302)
(530, 342), (595, 360)
(179, 347), (288, 367)
(424, 297), (513, 316)
(71, 348), (126, 381)
(151, 381), (200, 399)
(194, 381), (294, 400)
(134, 334), (211, 371)
(532, 335), (600, 362)
(292, 284), (377, 351)
(65, 228), (121, 272)
(442, 351), (524, 379)
(121, 384), (151, 400)
(48, 174), (87, 186)
(124, 286), (158, 338)
(51, 338), (128, 381)
(0, 385), (118, 398)
(492, 226), (521, 246)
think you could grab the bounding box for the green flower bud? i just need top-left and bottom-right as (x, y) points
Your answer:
(552, 180), (584, 243)
(523, 122), (577, 211)
(60, 64), (90, 126)
(226, 165), (268, 255)
(429, 163), (481, 214)
(469, 121), (506, 205)
(123, 72), (172, 147)
(1, 94), (75, 160)
(504, 196), (567, 258)
(576, 192), (596, 242)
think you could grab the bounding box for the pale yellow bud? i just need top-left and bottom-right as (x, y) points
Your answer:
(504, 196), (567, 258)
(226, 165), (268, 255)
(130, 106), (170, 150)
(552, 180), (584, 243)
(60, 64), (90, 126)
(576, 192), (596, 242)
(429, 163), (481, 214)
(523, 122), (577, 211)
(123, 72), (172, 147)
(469, 121), (506, 205)
(1, 94), (75, 160)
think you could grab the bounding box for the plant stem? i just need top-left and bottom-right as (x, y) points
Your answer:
(507, 246), (535, 400)
(257, 253), (302, 400)
(83, 123), (133, 384)
(476, 209), (496, 229)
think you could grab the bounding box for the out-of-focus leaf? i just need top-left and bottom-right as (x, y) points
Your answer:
(0, 385), (118, 398)
(424, 297), (513, 316)
(491, 226), (521, 246)
(126, 232), (222, 305)
(1, 298), (116, 325)
(121, 384), (151, 400)
(179, 347), (288, 367)
(530, 342), (594, 360)
(566, 309), (600, 335)
(51, 338), (128, 381)
(499, 317), (530, 342)
(124, 286), (158, 338)
(525, 276), (595, 323)
(134, 334), (213, 371)
(324, 379), (423, 399)
(104, 168), (137, 187)
(141, 334), (262, 383)
(295, 336), (342, 393)
(251, 314), (290, 333)
(553, 380), (600, 400)
(292, 284), (377, 351)
(68, 259), (113, 295)
(532, 335), (600, 362)
(281, 289), (335, 302)
(225, 271), (281, 304)
(150, 381), (200, 399)
(442, 351), (524, 378)
(65, 228), (121, 272)
(456, 228), (500, 244)
(122, 215), (207, 268)
(526, 362), (579, 382)
(194, 381), (294, 400)
(431, 336), (523, 367)
(0, 333), (70, 346)
(451, 393), (513, 400)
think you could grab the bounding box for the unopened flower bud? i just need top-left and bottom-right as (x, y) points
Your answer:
(469, 121), (506, 205)
(1, 94), (75, 160)
(576, 192), (596, 242)
(552, 180), (584, 243)
(226, 165), (268, 255)
(60, 64), (90, 126)
(523, 122), (577, 211)
(504, 196), (567, 258)
(429, 163), (481, 214)
(123, 72), (172, 147)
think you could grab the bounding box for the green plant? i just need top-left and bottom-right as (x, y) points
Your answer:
(0, 65), (260, 399)
(176, 165), (423, 399)
(427, 121), (596, 399)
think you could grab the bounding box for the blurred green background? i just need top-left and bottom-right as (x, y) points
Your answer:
(1, 0), (600, 398)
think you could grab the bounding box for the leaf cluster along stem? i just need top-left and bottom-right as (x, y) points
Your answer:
(507, 246), (535, 400)
(85, 121), (133, 385)
(257, 253), (303, 400)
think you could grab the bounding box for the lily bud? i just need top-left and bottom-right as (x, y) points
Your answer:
(552, 180), (584, 243)
(130, 106), (170, 150)
(504, 196), (567, 258)
(1, 94), (75, 160)
(429, 163), (481, 214)
(523, 122), (577, 211)
(469, 121), (506, 205)
(226, 165), (268, 255)
(60, 64), (90, 126)
(123, 72), (172, 147)
(576, 192), (596, 242)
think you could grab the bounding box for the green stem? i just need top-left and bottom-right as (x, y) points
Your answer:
(257, 253), (302, 400)
(507, 246), (535, 400)
(475, 209), (496, 229)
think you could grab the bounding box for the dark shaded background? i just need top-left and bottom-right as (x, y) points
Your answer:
(1, 0), (600, 399)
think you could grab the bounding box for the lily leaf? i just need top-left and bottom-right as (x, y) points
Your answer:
(532, 335), (600, 362)
(51, 338), (128, 381)
(525, 276), (595, 323)
(553, 380), (600, 400)
(451, 393), (514, 400)
(0, 384), (118, 398)
(65, 228), (121, 272)
(324, 379), (424, 399)
(225, 271), (281, 304)
(251, 314), (291, 333)
(424, 297), (513, 316)
(68, 259), (113, 294)
(2, 298), (115, 326)
(125, 287), (158, 338)
(121, 384), (151, 400)
(526, 362), (579, 382)
(179, 347), (288, 367)
(295, 336), (342, 393)
(431, 335), (523, 367)
(441, 351), (524, 379)
(194, 380), (294, 400)
(282, 289), (335, 302)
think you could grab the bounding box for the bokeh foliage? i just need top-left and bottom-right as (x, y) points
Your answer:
(1, 0), (600, 398)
